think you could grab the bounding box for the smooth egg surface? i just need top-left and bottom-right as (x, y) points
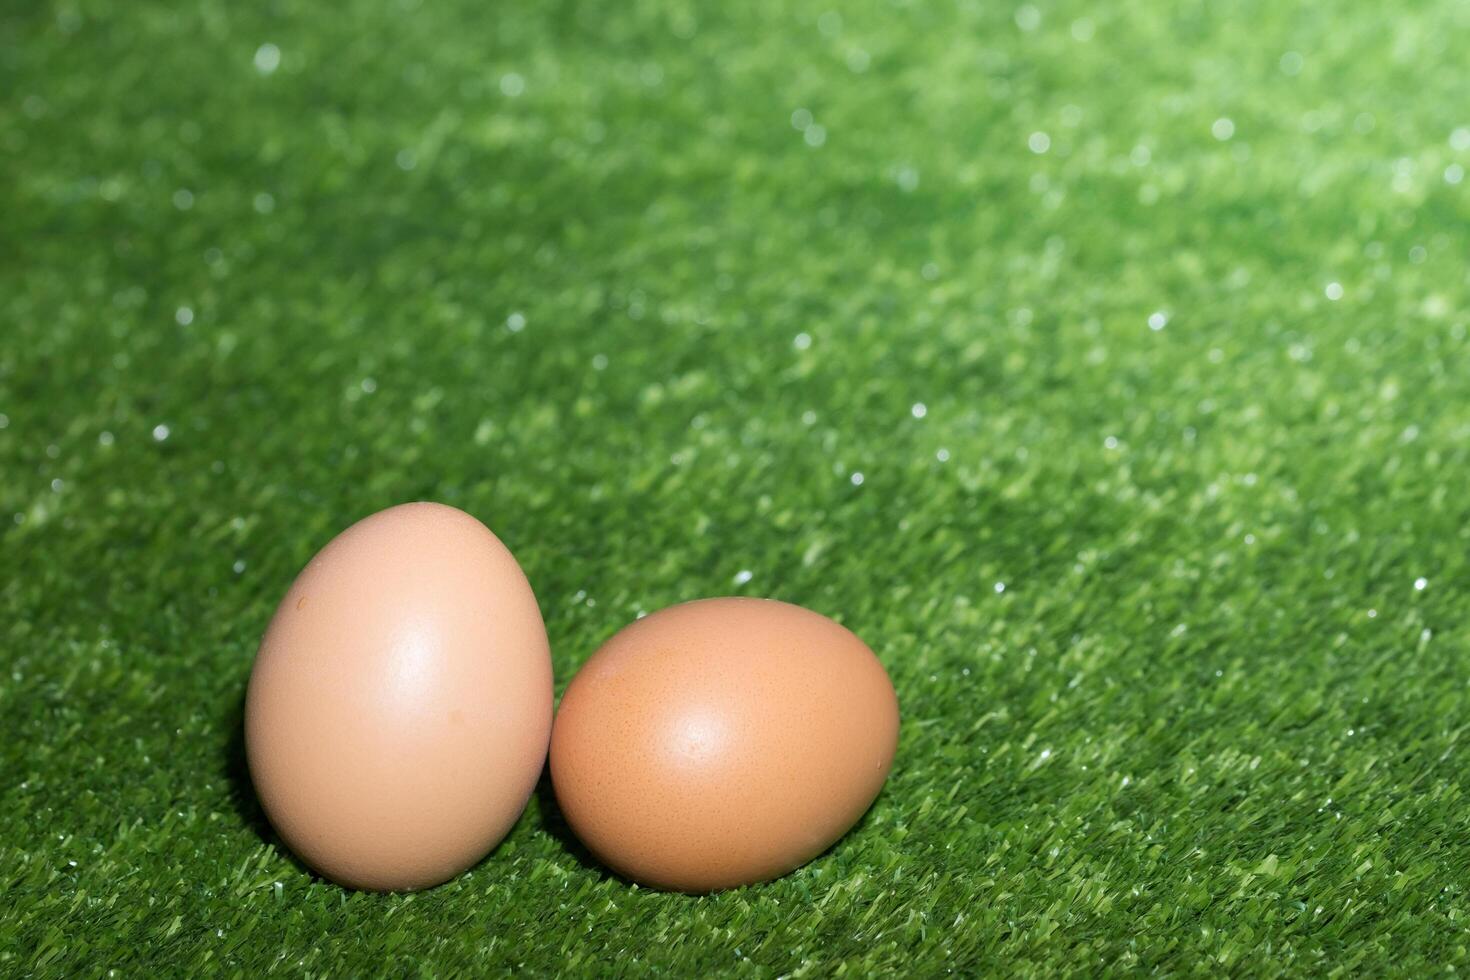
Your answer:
(245, 502), (552, 891)
(550, 597), (898, 892)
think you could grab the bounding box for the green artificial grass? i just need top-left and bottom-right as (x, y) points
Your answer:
(5, 0), (1470, 973)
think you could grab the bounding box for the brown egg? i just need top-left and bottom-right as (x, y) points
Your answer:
(245, 502), (552, 891)
(549, 597), (898, 892)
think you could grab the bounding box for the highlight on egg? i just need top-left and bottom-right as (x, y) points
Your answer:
(549, 596), (899, 893)
(244, 502), (553, 891)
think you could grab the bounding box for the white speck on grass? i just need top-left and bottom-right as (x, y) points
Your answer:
(500, 73), (525, 97)
(253, 192), (275, 214)
(850, 471), (864, 486)
(801, 410), (817, 425)
(253, 43), (281, 74)
(360, 377), (377, 393)
(793, 332), (812, 350)
(175, 306), (194, 326)
(1212, 117), (1235, 141)
(1130, 144), (1151, 167)
(1028, 131), (1051, 154)
(50, 478), (64, 493)
(1325, 281), (1344, 301)
(1280, 51), (1303, 75)
(1446, 164), (1465, 185)
(99, 431), (114, 446)
(911, 402), (927, 419)
(804, 124), (827, 148)
(152, 424), (170, 442)
(1015, 5), (1041, 31)
(994, 581), (1006, 594)
(506, 311), (526, 332)
(897, 167), (919, 192)
(1415, 577), (1428, 591)
(936, 448), (950, 462)
(591, 353), (608, 370)
(172, 188), (194, 210)
(1451, 127), (1470, 151)
(1367, 609), (1378, 619)
(233, 559), (246, 574)
(733, 569), (753, 585)
(1070, 18), (1094, 41)
(1104, 435), (1119, 450)
(395, 149), (417, 171)
(1148, 311), (1168, 331)
(791, 108), (813, 131)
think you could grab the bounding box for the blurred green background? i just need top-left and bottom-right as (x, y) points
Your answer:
(5, 0), (1470, 973)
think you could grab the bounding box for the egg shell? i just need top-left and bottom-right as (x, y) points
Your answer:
(549, 597), (898, 892)
(245, 502), (552, 891)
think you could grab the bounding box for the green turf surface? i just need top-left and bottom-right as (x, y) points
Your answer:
(5, 0), (1470, 973)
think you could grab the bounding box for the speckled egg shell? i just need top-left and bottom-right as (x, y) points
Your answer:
(245, 502), (552, 891)
(549, 597), (899, 892)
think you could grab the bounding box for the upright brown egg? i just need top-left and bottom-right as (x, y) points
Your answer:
(550, 597), (899, 892)
(245, 502), (552, 891)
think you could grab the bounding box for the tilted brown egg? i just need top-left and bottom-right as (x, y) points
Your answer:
(245, 502), (552, 891)
(549, 597), (899, 892)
